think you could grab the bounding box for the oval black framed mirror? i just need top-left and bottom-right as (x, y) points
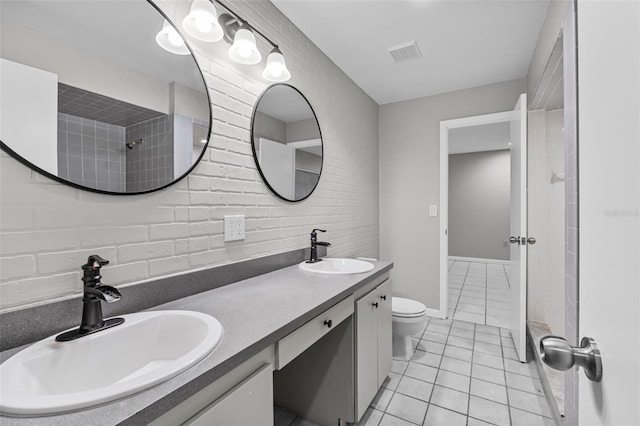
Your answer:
(0, 0), (211, 195)
(251, 84), (323, 202)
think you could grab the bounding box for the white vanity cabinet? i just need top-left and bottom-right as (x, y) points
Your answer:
(356, 278), (393, 420)
(150, 348), (275, 426)
(184, 363), (273, 426)
(150, 273), (394, 426)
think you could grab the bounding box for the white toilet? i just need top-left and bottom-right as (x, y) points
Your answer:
(392, 297), (427, 361)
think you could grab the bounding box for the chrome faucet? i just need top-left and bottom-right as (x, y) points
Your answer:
(56, 255), (125, 342)
(307, 228), (331, 263)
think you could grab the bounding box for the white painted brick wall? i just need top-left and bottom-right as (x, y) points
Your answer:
(0, 0), (380, 312)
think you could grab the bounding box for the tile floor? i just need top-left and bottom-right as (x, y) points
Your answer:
(358, 317), (554, 426)
(448, 261), (512, 329)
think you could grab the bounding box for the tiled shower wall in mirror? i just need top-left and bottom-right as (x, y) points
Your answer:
(124, 115), (174, 192)
(57, 113), (126, 192)
(58, 112), (208, 193)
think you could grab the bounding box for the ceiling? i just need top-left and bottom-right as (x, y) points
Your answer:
(272, 0), (550, 105)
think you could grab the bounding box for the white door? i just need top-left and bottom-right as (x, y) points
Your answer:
(376, 280), (393, 388)
(576, 1), (640, 424)
(355, 290), (379, 420)
(508, 93), (528, 363)
(258, 138), (294, 199)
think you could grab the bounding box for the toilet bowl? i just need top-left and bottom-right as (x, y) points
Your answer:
(392, 297), (426, 361)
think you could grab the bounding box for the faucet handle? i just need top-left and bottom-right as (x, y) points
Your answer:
(311, 228), (326, 237)
(82, 255), (110, 287)
(82, 255), (109, 271)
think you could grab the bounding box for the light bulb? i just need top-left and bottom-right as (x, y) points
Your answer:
(228, 24), (261, 65)
(182, 0), (223, 42)
(168, 29), (184, 47)
(156, 20), (190, 55)
(195, 16), (213, 33)
(237, 42), (252, 58)
(262, 47), (291, 82)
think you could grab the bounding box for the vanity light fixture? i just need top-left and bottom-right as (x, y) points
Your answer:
(156, 20), (190, 55)
(182, 0), (223, 42)
(167, 0), (291, 81)
(228, 22), (262, 65)
(262, 47), (291, 82)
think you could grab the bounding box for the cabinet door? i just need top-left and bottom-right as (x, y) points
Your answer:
(356, 289), (379, 420)
(376, 279), (393, 388)
(185, 363), (273, 426)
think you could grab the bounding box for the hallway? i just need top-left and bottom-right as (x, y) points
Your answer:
(448, 261), (512, 329)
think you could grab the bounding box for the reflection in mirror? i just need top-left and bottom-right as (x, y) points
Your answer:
(251, 84), (322, 202)
(0, 0), (211, 194)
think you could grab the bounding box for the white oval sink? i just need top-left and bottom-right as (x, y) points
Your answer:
(299, 258), (375, 275)
(0, 310), (223, 416)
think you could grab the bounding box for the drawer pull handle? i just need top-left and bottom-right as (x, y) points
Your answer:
(324, 319), (333, 328)
(372, 302), (379, 308)
(380, 295), (387, 300)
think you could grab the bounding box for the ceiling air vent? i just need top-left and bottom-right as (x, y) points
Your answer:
(387, 40), (422, 64)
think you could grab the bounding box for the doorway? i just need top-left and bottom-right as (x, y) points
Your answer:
(447, 124), (512, 327)
(439, 94), (529, 362)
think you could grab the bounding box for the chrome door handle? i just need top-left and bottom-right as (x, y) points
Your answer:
(540, 336), (602, 382)
(527, 237), (537, 245)
(509, 236), (521, 244)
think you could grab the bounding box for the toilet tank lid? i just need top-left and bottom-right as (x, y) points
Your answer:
(392, 297), (426, 316)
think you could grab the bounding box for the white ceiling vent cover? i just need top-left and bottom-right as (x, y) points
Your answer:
(387, 40), (422, 64)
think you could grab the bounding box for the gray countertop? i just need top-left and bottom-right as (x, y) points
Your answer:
(0, 260), (393, 426)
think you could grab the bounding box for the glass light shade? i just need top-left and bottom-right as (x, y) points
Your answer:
(182, 0), (223, 42)
(228, 24), (262, 65)
(262, 47), (291, 82)
(156, 20), (190, 55)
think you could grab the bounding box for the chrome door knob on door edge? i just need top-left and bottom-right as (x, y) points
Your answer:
(540, 335), (603, 382)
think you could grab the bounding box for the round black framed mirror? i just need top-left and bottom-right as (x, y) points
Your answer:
(251, 84), (323, 202)
(0, 0), (211, 195)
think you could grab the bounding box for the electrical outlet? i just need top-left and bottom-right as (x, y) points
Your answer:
(224, 215), (245, 242)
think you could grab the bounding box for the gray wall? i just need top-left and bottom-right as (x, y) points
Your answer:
(286, 118), (321, 142)
(448, 150), (510, 260)
(379, 78), (526, 310)
(295, 150), (321, 173)
(253, 111), (286, 143)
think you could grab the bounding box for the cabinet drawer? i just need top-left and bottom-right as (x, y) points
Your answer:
(276, 295), (354, 369)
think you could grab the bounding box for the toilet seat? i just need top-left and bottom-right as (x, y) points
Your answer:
(392, 297), (426, 318)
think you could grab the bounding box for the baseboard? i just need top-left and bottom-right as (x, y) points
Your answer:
(448, 256), (509, 265)
(424, 308), (446, 319)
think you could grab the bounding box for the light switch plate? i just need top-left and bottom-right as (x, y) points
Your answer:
(224, 215), (245, 242)
(429, 205), (438, 217)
